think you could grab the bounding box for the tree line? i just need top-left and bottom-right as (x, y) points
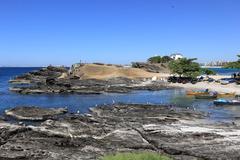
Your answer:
(147, 55), (216, 78)
(224, 55), (240, 69)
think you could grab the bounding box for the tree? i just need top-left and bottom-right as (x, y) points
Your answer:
(201, 68), (216, 75)
(161, 56), (173, 63)
(148, 56), (172, 63)
(168, 58), (201, 78)
(148, 56), (162, 63)
(224, 55), (240, 69)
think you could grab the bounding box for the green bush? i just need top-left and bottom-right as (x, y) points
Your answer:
(224, 61), (240, 69)
(148, 56), (172, 63)
(168, 58), (201, 78)
(224, 55), (240, 69)
(200, 68), (216, 75)
(100, 152), (171, 160)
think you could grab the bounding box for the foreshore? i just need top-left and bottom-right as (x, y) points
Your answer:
(1, 104), (240, 160)
(169, 82), (240, 94)
(167, 75), (240, 94)
(9, 64), (240, 95)
(2, 65), (240, 160)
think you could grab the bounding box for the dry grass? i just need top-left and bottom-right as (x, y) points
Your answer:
(73, 64), (168, 80)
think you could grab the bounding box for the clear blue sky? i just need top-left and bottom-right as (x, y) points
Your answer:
(0, 0), (240, 66)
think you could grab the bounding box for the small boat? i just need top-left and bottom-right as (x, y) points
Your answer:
(186, 91), (208, 96)
(214, 99), (240, 105)
(195, 94), (217, 99)
(217, 92), (236, 98)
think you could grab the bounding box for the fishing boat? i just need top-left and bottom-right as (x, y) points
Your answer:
(186, 90), (208, 96)
(214, 99), (240, 105)
(195, 94), (217, 99)
(217, 92), (236, 98)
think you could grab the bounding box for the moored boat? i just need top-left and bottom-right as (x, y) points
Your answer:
(195, 94), (217, 99)
(186, 90), (208, 96)
(217, 92), (236, 98)
(187, 90), (235, 98)
(214, 99), (240, 105)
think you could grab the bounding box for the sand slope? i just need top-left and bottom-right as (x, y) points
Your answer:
(73, 64), (168, 80)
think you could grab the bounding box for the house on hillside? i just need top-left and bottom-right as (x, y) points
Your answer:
(170, 53), (183, 60)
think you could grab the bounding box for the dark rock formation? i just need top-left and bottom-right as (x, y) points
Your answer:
(1, 104), (240, 159)
(9, 66), (170, 94)
(5, 106), (68, 121)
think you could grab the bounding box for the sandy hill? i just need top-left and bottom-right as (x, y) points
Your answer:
(71, 64), (167, 80)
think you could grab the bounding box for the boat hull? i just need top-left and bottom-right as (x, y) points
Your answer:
(186, 91), (208, 96)
(217, 93), (235, 98)
(214, 101), (240, 105)
(195, 95), (217, 99)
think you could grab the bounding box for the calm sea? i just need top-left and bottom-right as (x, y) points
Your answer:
(0, 67), (239, 122)
(208, 68), (240, 75)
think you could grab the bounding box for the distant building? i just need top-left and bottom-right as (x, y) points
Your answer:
(205, 60), (229, 67)
(170, 53), (183, 60)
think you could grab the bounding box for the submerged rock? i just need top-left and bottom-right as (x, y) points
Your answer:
(5, 106), (68, 121)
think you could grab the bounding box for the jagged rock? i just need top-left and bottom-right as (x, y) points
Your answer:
(5, 106), (68, 121)
(1, 104), (240, 159)
(8, 64), (172, 94)
(9, 66), (170, 94)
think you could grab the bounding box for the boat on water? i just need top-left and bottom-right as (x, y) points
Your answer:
(217, 92), (236, 98)
(214, 99), (240, 105)
(187, 90), (235, 98)
(195, 94), (217, 99)
(186, 91), (208, 96)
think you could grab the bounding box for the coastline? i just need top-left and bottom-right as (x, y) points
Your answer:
(167, 75), (240, 94)
(1, 104), (240, 160)
(168, 82), (240, 94)
(1, 66), (240, 160)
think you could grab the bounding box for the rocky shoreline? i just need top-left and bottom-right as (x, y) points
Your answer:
(1, 104), (240, 160)
(9, 65), (171, 94)
(5, 106), (68, 121)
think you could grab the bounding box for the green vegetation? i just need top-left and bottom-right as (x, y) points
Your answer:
(148, 56), (173, 63)
(224, 62), (240, 69)
(100, 152), (171, 160)
(168, 58), (201, 78)
(200, 68), (216, 75)
(224, 55), (240, 69)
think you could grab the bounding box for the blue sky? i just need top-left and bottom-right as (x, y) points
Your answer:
(0, 0), (240, 66)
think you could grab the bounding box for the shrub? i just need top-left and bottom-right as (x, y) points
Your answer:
(200, 68), (216, 75)
(168, 58), (201, 78)
(148, 56), (172, 63)
(224, 61), (240, 69)
(148, 56), (162, 63)
(224, 55), (240, 69)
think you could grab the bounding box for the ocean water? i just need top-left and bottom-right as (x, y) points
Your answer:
(0, 67), (239, 122)
(209, 68), (240, 75)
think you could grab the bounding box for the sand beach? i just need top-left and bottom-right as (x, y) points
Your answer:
(167, 75), (240, 94)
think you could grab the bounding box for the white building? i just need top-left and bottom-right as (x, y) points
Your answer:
(170, 53), (183, 60)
